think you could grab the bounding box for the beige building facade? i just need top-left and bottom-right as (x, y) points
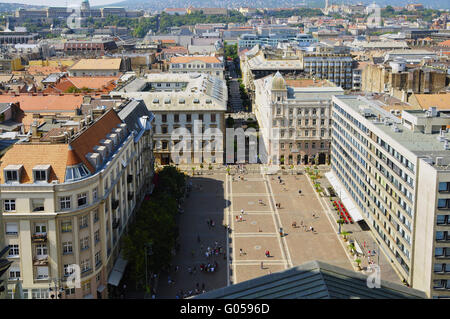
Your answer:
(1, 103), (154, 299)
(254, 72), (343, 165)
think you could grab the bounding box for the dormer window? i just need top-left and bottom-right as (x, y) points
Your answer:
(6, 170), (18, 182)
(33, 165), (50, 183)
(4, 165), (22, 183)
(193, 99), (200, 104)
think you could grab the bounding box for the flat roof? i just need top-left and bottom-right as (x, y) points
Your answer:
(334, 95), (450, 157)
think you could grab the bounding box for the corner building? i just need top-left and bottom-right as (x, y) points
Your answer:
(1, 102), (154, 299)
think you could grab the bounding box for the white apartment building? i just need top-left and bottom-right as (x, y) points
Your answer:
(111, 73), (227, 165)
(330, 95), (450, 298)
(1, 102), (154, 299)
(253, 72), (343, 165)
(168, 56), (224, 79)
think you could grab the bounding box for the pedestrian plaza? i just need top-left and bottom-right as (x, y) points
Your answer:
(156, 167), (401, 298)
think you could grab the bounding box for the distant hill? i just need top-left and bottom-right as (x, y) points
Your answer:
(0, 2), (46, 12)
(104, 0), (450, 11)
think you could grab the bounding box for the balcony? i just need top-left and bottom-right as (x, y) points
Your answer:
(112, 218), (120, 229)
(32, 233), (47, 243)
(127, 175), (133, 184)
(33, 256), (48, 266)
(112, 199), (119, 210)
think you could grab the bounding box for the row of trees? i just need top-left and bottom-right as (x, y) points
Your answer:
(158, 11), (247, 33)
(122, 166), (186, 290)
(265, 8), (324, 18)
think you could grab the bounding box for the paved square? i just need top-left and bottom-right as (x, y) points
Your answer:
(156, 167), (401, 299)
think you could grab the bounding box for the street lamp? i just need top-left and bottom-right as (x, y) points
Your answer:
(48, 278), (65, 299)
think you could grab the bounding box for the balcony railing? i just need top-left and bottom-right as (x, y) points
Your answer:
(31, 233), (47, 243)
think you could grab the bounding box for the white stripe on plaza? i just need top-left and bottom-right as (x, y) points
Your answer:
(233, 233), (279, 237)
(264, 174), (294, 269)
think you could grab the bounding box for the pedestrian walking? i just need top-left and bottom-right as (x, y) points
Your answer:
(239, 215), (243, 222)
(292, 221), (297, 228)
(298, 189), (302, 195)
(188, 267), (192, 275)
(261, 261), (264, 269)
(241, 209), (244, 215)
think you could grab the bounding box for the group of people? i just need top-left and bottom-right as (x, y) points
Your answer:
(199, 261), (218, 273)
(176, 283), (207, 299)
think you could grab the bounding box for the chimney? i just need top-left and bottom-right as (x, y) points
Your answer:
(31, 120), (40, 142)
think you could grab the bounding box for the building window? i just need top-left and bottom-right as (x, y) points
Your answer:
(4, 199), (16, 212)
(161, 126), (168, 134)
(81, 260), (90, 273)
(438, 199), (450, 210)
(161, 114), (167, 123)
(94, 230), (100, 243)
(31, 288), (49, 299)
(8, 244), (19, 257)
(36, 244), (48, 257)
(61, 221), (72, 232)
(80, 236), (89, 250)
(5, 170), (18, 182)
(9, 268), (20, 280)
(174, 114), (179, 122)
(59, 196), (71, 210)
(5, 222), (18, 235)
(35, 223), (46, 234)
(33, 170), (47, 182)
(62, 241), (73, 254)
(64, 264), (75, 277)
(79, 215), (88, 229)
(92, 188), (98, 202)
(211, 114), (216, 122)
(77, 193), (87, 207)
(199, 114), (204, 121)
(94, 210), (99, 223)
(95, 251), (101, 266)
(439, 182), (450, 193)
(186, 114), (191, 122)
(312, 142), (316, 149)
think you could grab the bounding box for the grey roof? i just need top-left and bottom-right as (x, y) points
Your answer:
(194, 261), (427, 299)
(117, 99), (154, 138)
(0, 103), (12, 114)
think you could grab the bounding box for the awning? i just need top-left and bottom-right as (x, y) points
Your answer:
(325, 171), (364, 222)
(107, 254), (128, 287)
(97, 285), (106, 293)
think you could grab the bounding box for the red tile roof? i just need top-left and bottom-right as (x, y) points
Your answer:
(70, 109), (123, 172)
(0, 94), (83, 112)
